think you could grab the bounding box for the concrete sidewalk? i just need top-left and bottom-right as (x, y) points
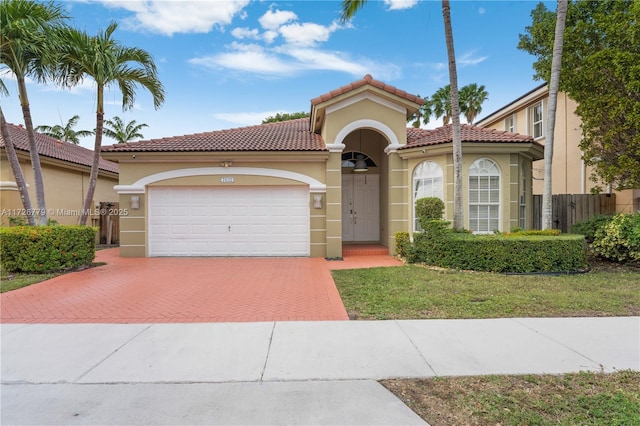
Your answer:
(2, 317), (639, 425)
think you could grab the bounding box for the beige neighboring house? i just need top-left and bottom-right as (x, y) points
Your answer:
(1, 123), (119, 226)
(476, 83), (640, 213)
(102, 75), (543, 259)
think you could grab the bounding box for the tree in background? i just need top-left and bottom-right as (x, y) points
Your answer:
(35, 114), (93, 144)
(56, 22), (165, 225)
(1, 0), (68, 225)
(262, 112), (309, 124)
(103, 116), (148, 143)
(413, 83), (489, 126)
(519, 0), (640, 190)
(459, 83), (488, 125)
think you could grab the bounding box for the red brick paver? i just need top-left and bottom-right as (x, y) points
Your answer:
(1, 248), (403, 324)
(1, 249), (351, 323)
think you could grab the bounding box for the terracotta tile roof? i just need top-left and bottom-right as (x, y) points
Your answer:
(402, 124), (537, 149)
(101, 118), (326, 153)
(1, 123), (119, 174)
(310, 74), (424, 106)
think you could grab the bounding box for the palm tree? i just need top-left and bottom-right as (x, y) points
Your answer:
(442, 0), (464, 230)
(542, 0), (568, 230)
(0, 79), (35, 225)
(35, 115), (93, 144)
(103, 116), (148, 143)
(1, 0), (68, 225)
(459, 83), (488, 125)
(56, 22), (165, 225)
(430, 85), (452, 125)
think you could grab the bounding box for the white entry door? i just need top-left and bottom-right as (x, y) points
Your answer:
(148, 186), (309, 257)
(342, 174), (380, 242)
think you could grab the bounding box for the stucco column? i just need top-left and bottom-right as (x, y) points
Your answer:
(385, 145), (408, 255)
(325, 144), (344, 259)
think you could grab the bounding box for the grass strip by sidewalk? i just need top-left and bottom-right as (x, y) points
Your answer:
(332, 265), (640, 319)
(382, 370), (640, 426)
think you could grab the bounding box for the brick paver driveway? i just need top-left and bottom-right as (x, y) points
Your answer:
(1, 249), (353, 323)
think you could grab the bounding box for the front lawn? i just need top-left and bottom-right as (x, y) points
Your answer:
(0, 267), (63, 293)
(383, 370), (640, 426)
(332, 264), (640, 319)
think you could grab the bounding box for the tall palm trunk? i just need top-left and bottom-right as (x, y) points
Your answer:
(542, 0), (568, 230)
(442, 0), (463, 230)
(1, 106), (36, 226)
(17, 75), (48, 225)
(78, 85), (105, 226)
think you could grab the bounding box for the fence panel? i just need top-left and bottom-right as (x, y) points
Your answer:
(532, 194), (616, 232)
(98, 201), (120, 245)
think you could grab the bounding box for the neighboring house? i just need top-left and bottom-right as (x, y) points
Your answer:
(476, 84), (640, 213)
(1, 123), (119, 226)
(102, 74), (543, 258)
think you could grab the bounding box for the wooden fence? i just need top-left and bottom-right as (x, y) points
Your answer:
(533, 194), (616, 232)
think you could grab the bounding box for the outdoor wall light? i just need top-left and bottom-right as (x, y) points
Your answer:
(130, 195), (140, 210)
(313, 194), (323, 209)
(221, 161), (233, 168)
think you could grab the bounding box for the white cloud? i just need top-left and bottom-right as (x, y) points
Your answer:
(231, 27), (260, 40)
(384, 0), (419, 11)
(258, 9), (297, 30)
(478, 7), (486, 15)
(458, 51), (488, 66)
(189, 43), (293, 75)
(279, 21), (340, 47)
(191, 42), (400, 80)
(99, 0), (250, 36)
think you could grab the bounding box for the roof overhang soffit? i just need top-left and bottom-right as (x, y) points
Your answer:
(398, 142), (545, 161)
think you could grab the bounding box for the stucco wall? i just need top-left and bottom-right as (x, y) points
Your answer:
(1, 155), (118, 226)
(479, 90), (637, 213)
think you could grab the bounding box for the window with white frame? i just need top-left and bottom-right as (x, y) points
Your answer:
(529, 102), (543, 139)
(519, 162), (527, 229)
(468, 158), (500, 233)
(413, 161), (443, 230)
(504, 114), (515, 133)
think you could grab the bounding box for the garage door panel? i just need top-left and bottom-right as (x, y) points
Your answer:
(149, 186), (309, 257)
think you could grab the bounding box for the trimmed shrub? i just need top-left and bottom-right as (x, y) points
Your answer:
(395, 232), (410, 258)
(590, 213), (640, 263)
(570, 215), (615, 243)
(415, 197), (445, 229)
(407, 231), (587, 273)
(0, 226), (96, 273)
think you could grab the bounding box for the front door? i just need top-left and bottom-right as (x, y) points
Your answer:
(342, 174), (380, 241)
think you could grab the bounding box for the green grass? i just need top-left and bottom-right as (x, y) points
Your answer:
(0, 262), (106, 293)
(0, 270), (63, 293)
(332, 265), (640, 319)
(382, 370), (640, 426)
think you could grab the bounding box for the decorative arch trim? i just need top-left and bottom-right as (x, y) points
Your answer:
(114, 167), (327, 194)
(334, 119), (400, 147)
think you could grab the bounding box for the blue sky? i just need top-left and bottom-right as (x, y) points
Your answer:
(2, 0), (552, 149)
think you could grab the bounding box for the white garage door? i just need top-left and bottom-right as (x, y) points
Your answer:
(148, 186), (310, 257)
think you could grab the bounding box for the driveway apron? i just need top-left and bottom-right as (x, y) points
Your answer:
(0, 249), (350, 323)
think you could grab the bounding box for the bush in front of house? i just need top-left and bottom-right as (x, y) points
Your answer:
(0, 226), (96, 273)
(415, 197), (445, 228)
(590, 213), (640, 263)
(570, 215), (615, 243)
(405, 230), (588, 273)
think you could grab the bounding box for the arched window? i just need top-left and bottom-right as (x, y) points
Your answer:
(469, 158), (500, 233)
(413, 161), (443, 230)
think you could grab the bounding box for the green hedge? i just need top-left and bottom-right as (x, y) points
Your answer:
(0, 226), (97, 273)
(403, 228), (588, 273)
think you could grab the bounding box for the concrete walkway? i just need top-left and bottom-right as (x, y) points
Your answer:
(2, 317), (638, 425)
